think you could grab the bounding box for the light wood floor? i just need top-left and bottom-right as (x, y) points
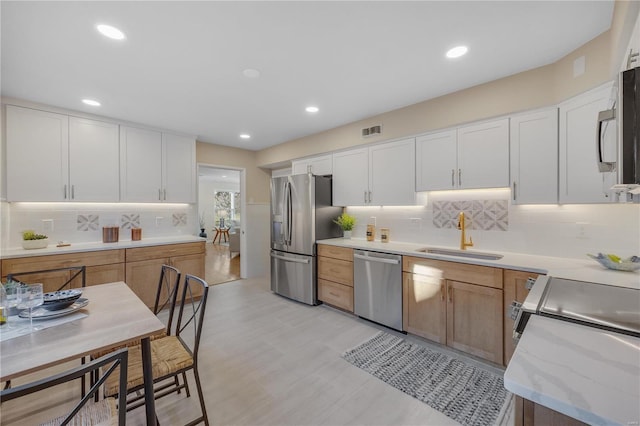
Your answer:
(205, 242), (240, 286)
(1, 277), (513, 426)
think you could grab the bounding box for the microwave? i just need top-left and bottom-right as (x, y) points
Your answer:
(620, 66), (639, 185)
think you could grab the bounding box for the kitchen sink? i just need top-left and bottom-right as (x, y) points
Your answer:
(415, 247), (504, 260)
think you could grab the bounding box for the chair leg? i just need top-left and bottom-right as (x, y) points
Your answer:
(193, 367), (209, 426)
(182, 371), (191, 397)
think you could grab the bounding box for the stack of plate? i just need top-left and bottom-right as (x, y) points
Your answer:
(43, 289), (83, 311)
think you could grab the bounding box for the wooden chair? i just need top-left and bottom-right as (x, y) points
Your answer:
(103, 274), (210, 426)
(1, 348), (129, 426)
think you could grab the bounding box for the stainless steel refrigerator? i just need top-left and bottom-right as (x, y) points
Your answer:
(270, 174), (342, 305)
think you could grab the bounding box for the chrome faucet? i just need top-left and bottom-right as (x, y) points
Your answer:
(457, 212), (473, 250)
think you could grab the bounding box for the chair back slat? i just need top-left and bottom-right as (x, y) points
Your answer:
(154, 264), (181, 335)
(175, 274), (209, 361)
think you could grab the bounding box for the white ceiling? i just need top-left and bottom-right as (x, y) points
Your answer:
(1, 1), (614, 151)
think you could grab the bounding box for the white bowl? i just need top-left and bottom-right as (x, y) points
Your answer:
(22, 238), (48, 250)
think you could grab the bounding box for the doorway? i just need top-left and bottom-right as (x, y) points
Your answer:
(198, 164), (244, 285)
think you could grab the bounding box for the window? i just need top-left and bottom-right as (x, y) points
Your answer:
(214, 191), (240, 227)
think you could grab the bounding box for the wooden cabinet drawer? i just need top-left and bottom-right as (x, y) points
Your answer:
(318, 279), (353, 312)
(126, 242), (204, 263)
(317, 245), (353, 262)
(318, 257), (353, 286)
(403, 256), (503, 289)
(1, 249), (125, 275)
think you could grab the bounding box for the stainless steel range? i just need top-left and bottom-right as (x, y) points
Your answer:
(512, 276), (640, 340)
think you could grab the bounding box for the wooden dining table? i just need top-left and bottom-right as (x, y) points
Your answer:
(0, 281), (164, 426)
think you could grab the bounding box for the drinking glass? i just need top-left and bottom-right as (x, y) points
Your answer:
(17, 284), (44, 332)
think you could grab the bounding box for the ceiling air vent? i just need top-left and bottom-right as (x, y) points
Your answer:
(362, 125), (382, 138)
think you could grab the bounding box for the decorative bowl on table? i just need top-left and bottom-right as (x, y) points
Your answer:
(43, 289), (83, 311)
(587, 253), (640, 272)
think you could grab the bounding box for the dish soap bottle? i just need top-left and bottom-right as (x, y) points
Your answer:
(366, 224), (375, 242)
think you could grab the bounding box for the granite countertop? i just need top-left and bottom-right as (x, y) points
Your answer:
(504, 315), (640, 425)
(0, 235), (206, 259)
(316, 238), (640, 289)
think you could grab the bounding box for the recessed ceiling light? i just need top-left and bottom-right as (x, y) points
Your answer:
(82, 99), (101, 107)
(446, 45), (468, 59)
(97, 24), (126, 40)
(239, 134), (251, 139)
(305, 106), (319, 113)
(222, 175), (227, 178)
(242, 69), (260, 78)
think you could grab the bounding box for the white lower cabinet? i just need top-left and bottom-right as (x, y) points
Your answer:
(6, 105), (119, 202)
(510, 108), (558, 204)
(332, 138), (415, 206)
(559, 83), (617, 203)
(120, 126), (195, 203)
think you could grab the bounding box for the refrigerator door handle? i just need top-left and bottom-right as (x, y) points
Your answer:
(286, 181), (293, 245)
(353, 253), (400, 265)
(270, 252), (311, 264)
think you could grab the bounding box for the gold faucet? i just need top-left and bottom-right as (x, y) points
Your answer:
(457, 212), (473, 250)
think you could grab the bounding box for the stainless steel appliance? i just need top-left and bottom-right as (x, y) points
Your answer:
(353, 249), (403, 331)
(511, 276), (640, 341)
(270, 174), (342, 305)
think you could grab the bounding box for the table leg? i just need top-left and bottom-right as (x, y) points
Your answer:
(141, 337), (157, 426)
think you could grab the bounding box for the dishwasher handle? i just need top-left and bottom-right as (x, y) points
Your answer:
(353, 253), (400, 265)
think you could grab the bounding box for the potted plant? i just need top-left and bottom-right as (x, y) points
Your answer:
(334, 213), (356, 239)
(22, 230), (49, 250)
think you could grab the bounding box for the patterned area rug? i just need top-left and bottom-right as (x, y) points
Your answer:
(342, 332), (512, 426)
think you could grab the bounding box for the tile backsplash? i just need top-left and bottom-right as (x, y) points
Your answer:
(346, 189), (640, 259)
(1, 202), (196, 249)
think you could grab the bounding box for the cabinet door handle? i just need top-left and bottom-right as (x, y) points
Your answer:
(440, 282), (445, 301)
(64, 184), (68, 200)
(364, 191), (367, 204)
(158, 189), (162, 201)
(163, 189), (167, 201)
(71, 185), (75, 200)
(448, 283), (453, 303)
(368, 191), (372, 203)
(458, 169), (462, 186)
(512, 181), (516, 201)
(451, 169), (455, 187)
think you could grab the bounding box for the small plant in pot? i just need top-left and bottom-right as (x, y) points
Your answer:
(22, 230), (49, 250)
(334, 213), (356, 239)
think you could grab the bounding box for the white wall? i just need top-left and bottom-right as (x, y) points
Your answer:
(346, 190), (640, 260)
(243, 203), (270, 278)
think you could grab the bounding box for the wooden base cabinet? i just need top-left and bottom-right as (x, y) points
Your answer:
(515, 396), (587, 426)
(317, 245), (354, 312)
(504, 269), (540, 366)
(125, 242), (205, 308)
(403, 256), (504, 364)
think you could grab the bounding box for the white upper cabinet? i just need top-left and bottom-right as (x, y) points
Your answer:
(162, 132), (196, 203)
(120, 126), (163, 202)
(558, 83), (617, 203)
(120, 126), (195, 203)
(291, 154), (333, 176)
(416, 129), (457, 191)
(369, 138), (416, 206)
(456, 118), (509, 189)
(416, 118), (509, 191)
(510, 108), (558, 204)
(332, 138), (415, 206)
(69, 117), (120, 201)
(332, 147), (369, 206)
(6, 105), (119, 202)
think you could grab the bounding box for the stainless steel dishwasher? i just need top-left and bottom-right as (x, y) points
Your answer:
(353, 249), (403, 331)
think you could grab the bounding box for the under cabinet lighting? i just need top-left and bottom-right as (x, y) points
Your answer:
(96, 24), (126, 40)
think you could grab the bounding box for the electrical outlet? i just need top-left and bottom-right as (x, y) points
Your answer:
(156, 217), (164, 226)
(370, 216), (376, 226)
(410, 217), (422, 229)
(42, 219), (54, 232)
(576, 222), (589, 239)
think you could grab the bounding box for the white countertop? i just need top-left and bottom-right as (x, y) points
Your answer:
(0, 235), (206, 259)
(316, 238), (640, 289)
(504, 315), (640, 425)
